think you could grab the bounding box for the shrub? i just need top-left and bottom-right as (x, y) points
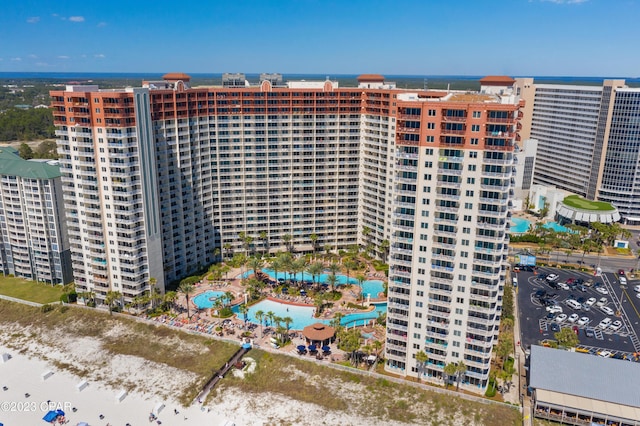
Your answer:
(58, 305), (69, 313)
(40, 304), (54, 313)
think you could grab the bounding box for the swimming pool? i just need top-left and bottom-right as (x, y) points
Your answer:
(544, 221), (571, 233)
(511, 217), (531, 234)
(361, 280), (385, 299)
(242, 268), (361, 286)
(233, 299), (388, 330)
(192, 290), (228, 309)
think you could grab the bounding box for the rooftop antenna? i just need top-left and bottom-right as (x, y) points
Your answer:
(447, 83), (450, 93)
(424, 78), (428, 90)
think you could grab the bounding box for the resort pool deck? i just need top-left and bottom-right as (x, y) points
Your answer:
(511, 217), (532, 234)
(192, 290), (228, 309)
(233, 299), (387, 330)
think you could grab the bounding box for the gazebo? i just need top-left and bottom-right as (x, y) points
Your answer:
(302, 323), (336, 347)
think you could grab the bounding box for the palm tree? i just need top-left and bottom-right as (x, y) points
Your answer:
(326, 273), (338, 294)
(415, 350), (429, 382)
(247, 256), (263, 279)
(266, 311), (276, 327)
(371, 340), (383, 363)
(356, 274), (366, 301)
(443, 362), (458, 389)
(343, 259), (358, 286)
(270, 257), (282, 283)
(178, 280), (195, 320)
(224, 291), (234, 307)
(259, 230), (268, 257)
(324, 244), (332, 258)
(328, 262), (341, 277)
(455, 360), (467, 391)
(104, 291), (122, 316)
(238, 304), (248, 322)
(307, 262), (324, 290)
(255, 310), (265, 337)
(223, 242), (232, 260)
(163, 291), (177, 312)
(309, 233), (319, 255)
(292, 257), (308, 287)
(282, 233), (293, 253)
(283, 316), (293, 337)
(380, 239), (390, 260)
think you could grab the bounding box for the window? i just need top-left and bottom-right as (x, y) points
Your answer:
(462, 227), (470, 234)
(452, 341), (460, 348)
(454, 319), (462, 325)
(467, 177), (475, 184)
(428, 109), (436, 116)
(465, 190), (474, 196)
(426, 136), (434, 142)
(413, 333), (421, 339)
(457, 286), (465, 292)
(463, 215), (471, 222)
(453, 330), (461, 336)
(424, 161), (433, 167)
(415, 312), (422, 318)
(468, 164), (476, 171)
(455, 308), (464, 314)
(471, 124), (480, 132)
(417, 290), (424, 297)
(456, 297), (464, 303)
(424, 174), (432, 180)
(427, 122), (435, 129)
(473, 111), (481, 118)
(416, 301), (423, 307)
(425, 148), (433, 155)
(469, 151), (477, 158)
(461, 239), (469, 246)
(414, 323), (422, 329)
(470, 138), (479, 145)
(465, 202), (473, 209)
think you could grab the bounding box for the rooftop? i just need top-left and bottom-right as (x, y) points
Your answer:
(480, 75), (515, 85)
(0, 147), (61, 180)
(562, 195), (616, 212)
(529, 345), (640, 408)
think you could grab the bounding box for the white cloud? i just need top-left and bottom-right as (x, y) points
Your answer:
(28, 54), (38, 59)
(58, 55), (70, 59)
(36, 62), (51, 67)
(97, 22), (107, 27)
(26, 17), (40, 24)
(80, 54), (87, 58)
(94, 53), (105, 58)
(69, 16), (85, 22)
(11, 57), (22, 62)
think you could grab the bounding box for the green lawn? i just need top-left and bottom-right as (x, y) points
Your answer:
(0, 275), (63, 304)
(562, 195), (615, 211)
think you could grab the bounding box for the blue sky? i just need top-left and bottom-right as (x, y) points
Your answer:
(0, 0), (638, 76)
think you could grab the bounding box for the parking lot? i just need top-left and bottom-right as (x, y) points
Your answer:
(516, 266), (640, 360)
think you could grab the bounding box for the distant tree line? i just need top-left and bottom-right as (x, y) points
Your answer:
(0, 108), (55, 141)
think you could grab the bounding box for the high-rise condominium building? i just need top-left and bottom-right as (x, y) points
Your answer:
(51, 74), (522, 392)
(0, 147), (72, 284)
(385, 76), (521, 390)
(516, 78), (640, 224)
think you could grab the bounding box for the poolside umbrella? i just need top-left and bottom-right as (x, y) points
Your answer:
(297, 345), (306, 351)
(322, 345), (331, 353)
(308, 344), (317, 352)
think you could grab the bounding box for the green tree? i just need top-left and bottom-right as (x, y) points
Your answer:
(343, 259), (358, 286)
(415, 350), (429, 382)
(259, 230), (268, 256)
(455, 360), (467, 391)
(247, 256), (263, 278)
(356, 274), (366, 301)
(104, 291), (122, 316)
(178, 279), (196, 320)
(307, 262), (324, 290)
(18, 142), (34, 159)
(555, 327), (580, 348)
(379, 239), (390, 260)
(309, 233), (319, 255)
(282, 233), (293, 253)
(326, 273), (338, 294)
(255, 310), (265, 337)
(223, 243), (232, 260)
(443, 362), (458, 389)
(238, 304), (248, 322)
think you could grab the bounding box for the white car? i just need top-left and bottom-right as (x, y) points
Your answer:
(577, 317), (590, 326)
(557, 282), (570, 290)
(598, 318), (612, 329)
(567, 313), (579, 323)
(634, 285), (640, 292)
(609, 320), (623, 332)
(598, 350), (612, 358)
(596, 297), (608, 308)
(555, 313), (568, 323)
(595, 287), (609, 295)
(585, 297), (597, 307)
(601, 306), (615, 316)
(546, 274), (560, 282)
(636, 293), (640, 300)
(546, 305), (563, 314)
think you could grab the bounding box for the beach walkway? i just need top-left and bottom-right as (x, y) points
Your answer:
(193, 343), (252, 405)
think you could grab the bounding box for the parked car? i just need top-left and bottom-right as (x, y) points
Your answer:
(550, 323), (560, 332)
(585, 297), (597, 307)
(546, 305), (563, 314)
(595, 287), (609, 295)
(577, 317), (590, 326)
(567, 313), (579, 323)
(619, 269), (625, 276)
(598, 318), (612, 329)
(566, 278), (576, 284)
(609, 320), (623, 332)
(634, 285), (640, 293)
(598, 350), (613, 358)
(555, 314), (568, 323)
(601, 306), (615, 316)
(557, 282), (570, 290)
(546, 274), (560, 282)
(620, 277), (627, 285)
(565, 299), (582, 310)
(585, 328), (595, 338)
(596, 297), (608, 308)
(583, 279), (594, 287)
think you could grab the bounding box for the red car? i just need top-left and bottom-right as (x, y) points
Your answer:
(619, 269), (625, 276)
